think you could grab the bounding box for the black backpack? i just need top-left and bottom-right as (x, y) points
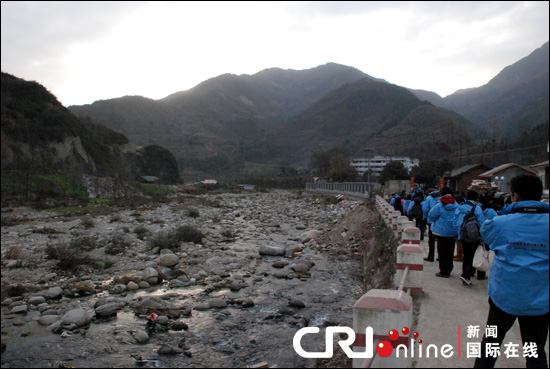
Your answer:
(460, 203), (481, 243)
(411, 196), (423, 222)
(394, 197), (403, 212)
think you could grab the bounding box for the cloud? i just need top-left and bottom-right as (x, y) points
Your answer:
(1, 2), (146, 87)
(1, 1), (548, 105)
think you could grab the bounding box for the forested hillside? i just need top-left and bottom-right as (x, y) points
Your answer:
(65, 43), (549, 181)
(423, 41), (549, 140)
(69, 63), (371, 178)
(246, 78), (474, 166)
(1, 72), (182, 187)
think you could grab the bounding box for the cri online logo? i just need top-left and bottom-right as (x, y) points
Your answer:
(293, 326), (420, 359)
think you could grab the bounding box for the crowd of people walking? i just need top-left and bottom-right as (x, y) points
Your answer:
(388, 175), (549, 368)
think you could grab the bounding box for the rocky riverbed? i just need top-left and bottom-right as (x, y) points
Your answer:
(1, 190), (391, 368)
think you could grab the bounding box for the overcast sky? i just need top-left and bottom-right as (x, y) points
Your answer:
(2, 1), (549, 107)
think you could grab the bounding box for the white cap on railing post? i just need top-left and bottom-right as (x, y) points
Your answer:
(402, 227), (421, 245)
(396, 216), (409, 239)
(391, 212), (401, 231)
(353, 290), (413, 368)
(395, 228), (424, 297)
(401, 221), (414, 235)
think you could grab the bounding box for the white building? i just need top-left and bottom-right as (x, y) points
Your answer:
(350, 156), (419, 177)
(201, 179), (218, 185)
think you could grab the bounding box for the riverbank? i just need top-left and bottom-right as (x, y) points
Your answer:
(1, 190), (390, 368)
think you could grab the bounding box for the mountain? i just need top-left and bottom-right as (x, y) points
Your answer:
(419, 42), (549, 139)
(247, 78), (475, 166)
(0, 72), (181, 184)
(69, 63), (370, 177)
(67, 43), (548, 180)
(160, 62), (372, 122)
(69, 63), (475, 179)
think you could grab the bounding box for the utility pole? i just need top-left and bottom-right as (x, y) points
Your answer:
(459, 140), (462, 167)
(491, 119), (498, 167)
(363, 147), (374, 193)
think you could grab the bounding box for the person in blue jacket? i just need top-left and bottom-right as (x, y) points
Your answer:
(393, 194), (404, 215)
(496, 194), (513, 215)
(390, 194), (396, 206)
(474, 175), (549, 368)
(427, 187), (459, 277)
(423, 189), (440, 262)
(403, 195), (412, 216)
(454, 190), (485, 286)
(479, 193), (498, 221)
(474, 192), (499, 281)
(407, 191), (425, 240)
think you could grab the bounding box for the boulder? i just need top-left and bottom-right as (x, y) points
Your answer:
(127, 281), (139, 291)
(134, 329), (150, 344)
(38, 315), (61, 326)
(299, 229), (324, 243)
(46, 286), (63, 300)
(95, 302), (125, 318)
(258, 245), (285, 256)
(62, 308), (91, 327)
(28, 296), (46, 305)
(11, 305), (28, 314)
(208, 298), (228, 309)
(157, 254), (180, 267)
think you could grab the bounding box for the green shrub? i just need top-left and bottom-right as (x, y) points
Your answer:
(1, 217), (23, 227)
(32, 227), (63, 234)
(46, 243), (93, 271)
(92, 259), (114, 270)
(5, 246), (23, 259)
(187, 208), (200, 218)
(147, 225), (204, 252)
(70, 236), (98, 251)
(198, 198), (221, 208)
(105, 234), (132, 255)
(109, 214), (120, 223)
(80, 216), (95, 229)
(138, 183), (174, 198)
(147, 231), (180, 251)
(134, 225), (150, 240)
(175, 225), (204, 244)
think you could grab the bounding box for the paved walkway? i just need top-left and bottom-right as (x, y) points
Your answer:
(413, 237), (549, 368)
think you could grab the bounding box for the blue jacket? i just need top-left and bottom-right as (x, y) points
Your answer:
(423, 193), (440, 223)
(407, 198), (426, 219)
(428, 196), (459, 237)
(481, 200), (549, 316)
(406, 202), (415, 217)
(482, 207), (498, 221)
(497, 203), (511, 215)
(403, 200), (411, 214)
(454, 200), (485, 240)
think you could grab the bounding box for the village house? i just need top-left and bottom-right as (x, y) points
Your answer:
(530, 160), (549, 198)
(446, 163), (492, 194)
(479, 163), (538, 193)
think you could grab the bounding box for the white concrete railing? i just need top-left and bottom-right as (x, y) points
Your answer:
(352, 195), (424, 368)
(305, 182), (380, 198)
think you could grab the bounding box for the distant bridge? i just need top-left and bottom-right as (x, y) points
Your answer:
(305, 182), (381, 199)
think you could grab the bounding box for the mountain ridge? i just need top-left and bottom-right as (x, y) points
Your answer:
(67, 43), (549, 179)
(246, 78), (474, 167)
(69, 63), (372, 177)
(1, 72), (182, 184)
(422, 41), (549, 139)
